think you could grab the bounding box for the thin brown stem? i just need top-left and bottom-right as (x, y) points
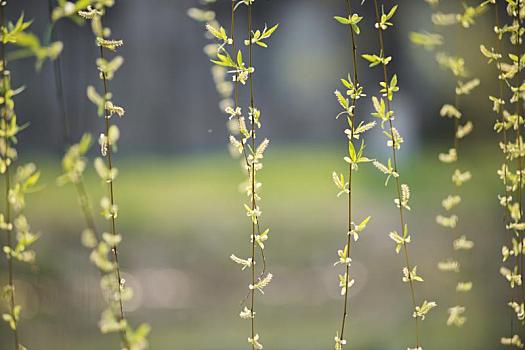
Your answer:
(508, 0), (525, 307)
(495, 3), (511, 222)
(0, 1), (20, 348)
(248, 3), (257, 348)
(98, 34), (129, 348)
(495, 4), (508, 152)
(338, 0), (360, 342)
(494, 1), (516, 335)
(372, 0), (420, 347)
(75, 177), (99, 240)
(48, 0), (71, 145)
(450, 1), (472, 316)
(453, 96), (459, 151)
(230, 1), (266, 281)
(515, 0), (525, 305)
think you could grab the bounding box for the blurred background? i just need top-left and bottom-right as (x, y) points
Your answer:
(0, 0), (519, 349)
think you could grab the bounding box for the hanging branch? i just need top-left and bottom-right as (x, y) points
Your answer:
(51, 2), (103, 264)
(366, 1), (437, 348)
(207, 0), (278, 348)
(512, 0), (525, 312)
(478, 1), (525, 346)
(479, 0), (523, 343)
(0, 1), (64, 348)
(0, 6), (19, 348)
(492, 0), (525, 346)
(52, 3), (152, 349)
(51, 5), (115, 346)
(331, 1), (374, 349)
(424, 1), (482, 328)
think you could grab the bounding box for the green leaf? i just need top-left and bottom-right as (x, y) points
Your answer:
(334, 16), (351, 24)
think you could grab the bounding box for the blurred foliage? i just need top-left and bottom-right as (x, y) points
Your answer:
(0, 143), (510, 349)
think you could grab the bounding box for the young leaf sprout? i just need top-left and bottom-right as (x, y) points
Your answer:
(187, 0), (235, 118)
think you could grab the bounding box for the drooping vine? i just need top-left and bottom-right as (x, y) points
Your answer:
(207, 0), (278, 348)
(412, 0), (483, 329)
(331, 1), (374, 349)
(479, 0), (525, 346)
(52, 2), (109, 268)
(54, 2), (151, 349)
(0, 2), (63, 349)
(365, 1), (437, 349)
